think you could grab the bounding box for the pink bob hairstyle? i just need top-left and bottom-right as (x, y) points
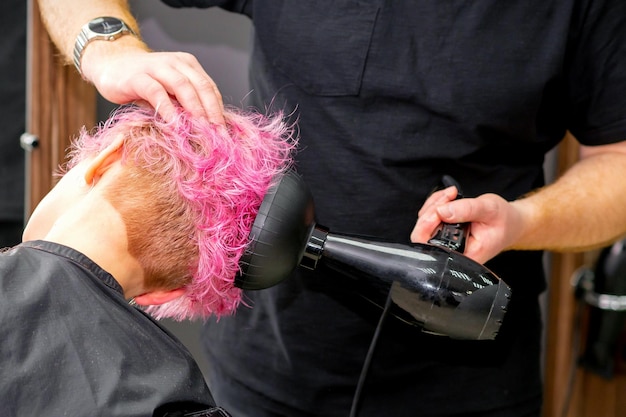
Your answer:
(66, 104), (296, 320)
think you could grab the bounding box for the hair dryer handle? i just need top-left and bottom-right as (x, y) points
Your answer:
(427, 175), (469, 253)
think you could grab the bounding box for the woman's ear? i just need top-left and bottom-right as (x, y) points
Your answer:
(133, 288), (186, 306)
(83, 135), (125, 185)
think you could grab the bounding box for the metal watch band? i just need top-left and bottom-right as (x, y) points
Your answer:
(72, 17), (136, 76)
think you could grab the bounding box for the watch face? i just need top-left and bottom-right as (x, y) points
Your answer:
(88, 17), (124, 35)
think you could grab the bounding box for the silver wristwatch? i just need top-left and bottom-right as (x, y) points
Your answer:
(73, 16), (136, 75)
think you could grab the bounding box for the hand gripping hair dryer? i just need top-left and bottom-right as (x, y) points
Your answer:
(235, 171), (512, 340)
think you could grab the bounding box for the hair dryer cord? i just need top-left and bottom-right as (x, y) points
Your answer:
(348, 291), (393, 417)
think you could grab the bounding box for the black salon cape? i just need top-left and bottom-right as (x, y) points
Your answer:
(0, 241), (214, 416)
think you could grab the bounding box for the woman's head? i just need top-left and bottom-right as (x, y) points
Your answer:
(67, 105), (296, 320)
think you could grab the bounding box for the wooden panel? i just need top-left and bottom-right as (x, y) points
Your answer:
(25, 0), (96, 215)
(544, 253), (585, 417)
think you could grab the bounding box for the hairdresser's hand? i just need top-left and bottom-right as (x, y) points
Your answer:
(410, 186), (525, 265)
(81, 39), (225, 125)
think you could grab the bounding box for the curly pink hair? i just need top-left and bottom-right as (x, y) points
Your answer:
(67, 105), (296, 320)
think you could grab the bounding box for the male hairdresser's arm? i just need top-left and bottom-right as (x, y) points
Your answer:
(411, 139), (626, 265)
(37, 0), (225, 124)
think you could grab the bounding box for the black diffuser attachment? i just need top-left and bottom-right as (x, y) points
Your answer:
(236, 171), (512, 340)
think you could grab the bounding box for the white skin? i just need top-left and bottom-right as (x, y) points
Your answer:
(23, 137), (185, 306)
(37, 0), (626, 268)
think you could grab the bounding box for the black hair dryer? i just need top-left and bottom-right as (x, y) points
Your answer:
(235, 171), (512, 340)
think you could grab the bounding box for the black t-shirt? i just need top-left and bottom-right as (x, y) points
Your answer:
(163, 1), (626, 416)
(0, 241), (215, 416)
